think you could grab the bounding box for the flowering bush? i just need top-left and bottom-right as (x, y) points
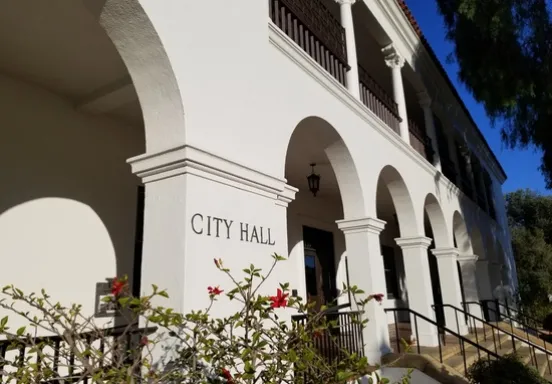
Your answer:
(0, 253), (409, 384)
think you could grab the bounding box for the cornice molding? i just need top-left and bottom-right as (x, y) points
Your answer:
(127, 144), (291, 204)
(431, 247), (460, 260)
(336, 217), (387, 234)
(395, 236), (432, 249)
(457, 254), (479, 263)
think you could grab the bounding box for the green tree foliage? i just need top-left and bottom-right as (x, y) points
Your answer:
(435, 0), (552, 186)
(506, 189), (552, 318)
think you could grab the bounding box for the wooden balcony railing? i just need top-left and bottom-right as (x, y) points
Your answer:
(358, 65), (401, 134)
(269, 0), (349, 85)
(408, 119), (434, 164)
(440, 157), (457, 184)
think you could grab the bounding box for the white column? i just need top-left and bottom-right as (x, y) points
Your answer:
(418, 91), (441, 171)
(382, 44), (409, 143)
(432, 248), (468, 335)
(395, 236), (439, 346)
(336, 0), (360, 98)
(337, 217), (391, 364)
(457, 254), (484, 319)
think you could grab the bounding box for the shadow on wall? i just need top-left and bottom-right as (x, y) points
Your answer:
(0, 73), (144, 326)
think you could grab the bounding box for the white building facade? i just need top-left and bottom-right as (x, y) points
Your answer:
(0, 0), (516, 364)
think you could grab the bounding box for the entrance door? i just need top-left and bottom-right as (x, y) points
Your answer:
(303, 226), (338, 311)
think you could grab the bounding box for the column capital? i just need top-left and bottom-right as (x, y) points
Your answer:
(382, 44), (405, 69)
(335, 0), (356, 5)
(431, 247), (460, 260)
(457, 254), (479, 263)
(395, 236), (432, 250)
(477, 259), (490, 266)
(336, 217), (386, 235)
(417, 90), (432, 109)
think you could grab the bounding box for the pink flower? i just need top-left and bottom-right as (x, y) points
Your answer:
(208, 286), (223, 296)
(270, 289), (289, 308)
(111, 278), (126, 297)
(371, 293), (385, 304)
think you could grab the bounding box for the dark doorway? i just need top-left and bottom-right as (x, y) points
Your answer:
(132, 185), (145, 298)
(428, 246), (445, 328)
(303, 226), (337, 311)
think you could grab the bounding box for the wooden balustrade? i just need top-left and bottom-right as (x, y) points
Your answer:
(358, 65), (401, 134)
(269, 0), (349, 85)
(408, 119), (433, 163)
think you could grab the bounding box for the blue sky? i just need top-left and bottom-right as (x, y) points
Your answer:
(405, 0), (549, 194)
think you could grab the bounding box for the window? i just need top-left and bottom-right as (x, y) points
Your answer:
(381, 245), (399, 299)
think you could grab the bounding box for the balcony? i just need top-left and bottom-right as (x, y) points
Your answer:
(268, 0), (349, 86)
(269, 0), (435, 164)
(358, 65), (401, 135)
(408, 119), (434, 164)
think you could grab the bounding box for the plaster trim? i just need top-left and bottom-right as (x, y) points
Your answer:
(276, 184), (299, 207)
(457, 254), (479, 263)
(431, 247), (460, 260)
(395, 236), (432, 249)
(336, 217), (386, 234)
(128, 144), (289, 201)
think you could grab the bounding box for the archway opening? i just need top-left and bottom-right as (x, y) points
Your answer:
(285, 117), (363, 310)
(375, 166), (417, 325)
(0, 1), (148, 327)
(423, 194), (449, 328)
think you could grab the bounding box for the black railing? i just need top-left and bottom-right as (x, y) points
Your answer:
(292, 309), (364, 365)
(476, 299), (548, 341)
(385, 307), (501, 376)
(0, 326), (157, 382)
(437, 303), (552, 376)
(269, 0), (349, 85)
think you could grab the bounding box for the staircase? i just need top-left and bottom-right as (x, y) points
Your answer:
(385, 305), (552, 382)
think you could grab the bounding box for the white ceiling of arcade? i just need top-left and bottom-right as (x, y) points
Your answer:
(0, 0), (143, 126)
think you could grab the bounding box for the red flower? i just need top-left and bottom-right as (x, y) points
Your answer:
(111, 278), (126, 297)
(269, 288), (289, 309)
(140, 336), (149, 346)
(208, 286), (223, 296)
(221, 368), (233, 383)
(371, 293), (385, 304)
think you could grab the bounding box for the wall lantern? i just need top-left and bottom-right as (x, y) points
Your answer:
(307, 163), (320, 197)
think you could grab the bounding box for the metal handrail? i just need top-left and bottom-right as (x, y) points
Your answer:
(467, 300), (546, 337)
(480, 299), (543, 330)
(438, 303), (552, 375)
(385, 307), (501, 376)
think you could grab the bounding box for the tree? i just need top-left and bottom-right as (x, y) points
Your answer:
(506, 189), (552, 318)
(435, 0), (552, 186)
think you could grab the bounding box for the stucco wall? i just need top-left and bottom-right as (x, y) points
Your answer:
(0, 73), (144, 329)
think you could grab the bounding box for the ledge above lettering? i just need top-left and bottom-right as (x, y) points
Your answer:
(128, 144), (290, 202)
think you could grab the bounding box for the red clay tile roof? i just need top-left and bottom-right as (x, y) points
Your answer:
(395, 0), (507, 179)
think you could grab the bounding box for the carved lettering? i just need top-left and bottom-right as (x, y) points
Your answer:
(191, 213), (203, 235)
(190, 213), (275, 246)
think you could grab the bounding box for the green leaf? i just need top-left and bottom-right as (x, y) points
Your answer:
(16, 326), (26, 336)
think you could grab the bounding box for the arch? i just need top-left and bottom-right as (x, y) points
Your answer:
(452, 211), (473, 255)
(284, 116), (365, 218)
(376, 165), (418, 236)
(423, 194), (451, 248)
(97, 0), (186, 153)
(470, 226), (486, 259)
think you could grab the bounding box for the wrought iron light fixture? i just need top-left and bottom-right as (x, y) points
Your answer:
(306, 163), (320, 197)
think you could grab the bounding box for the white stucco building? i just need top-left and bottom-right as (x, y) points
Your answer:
(0, 0), (516, 364)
